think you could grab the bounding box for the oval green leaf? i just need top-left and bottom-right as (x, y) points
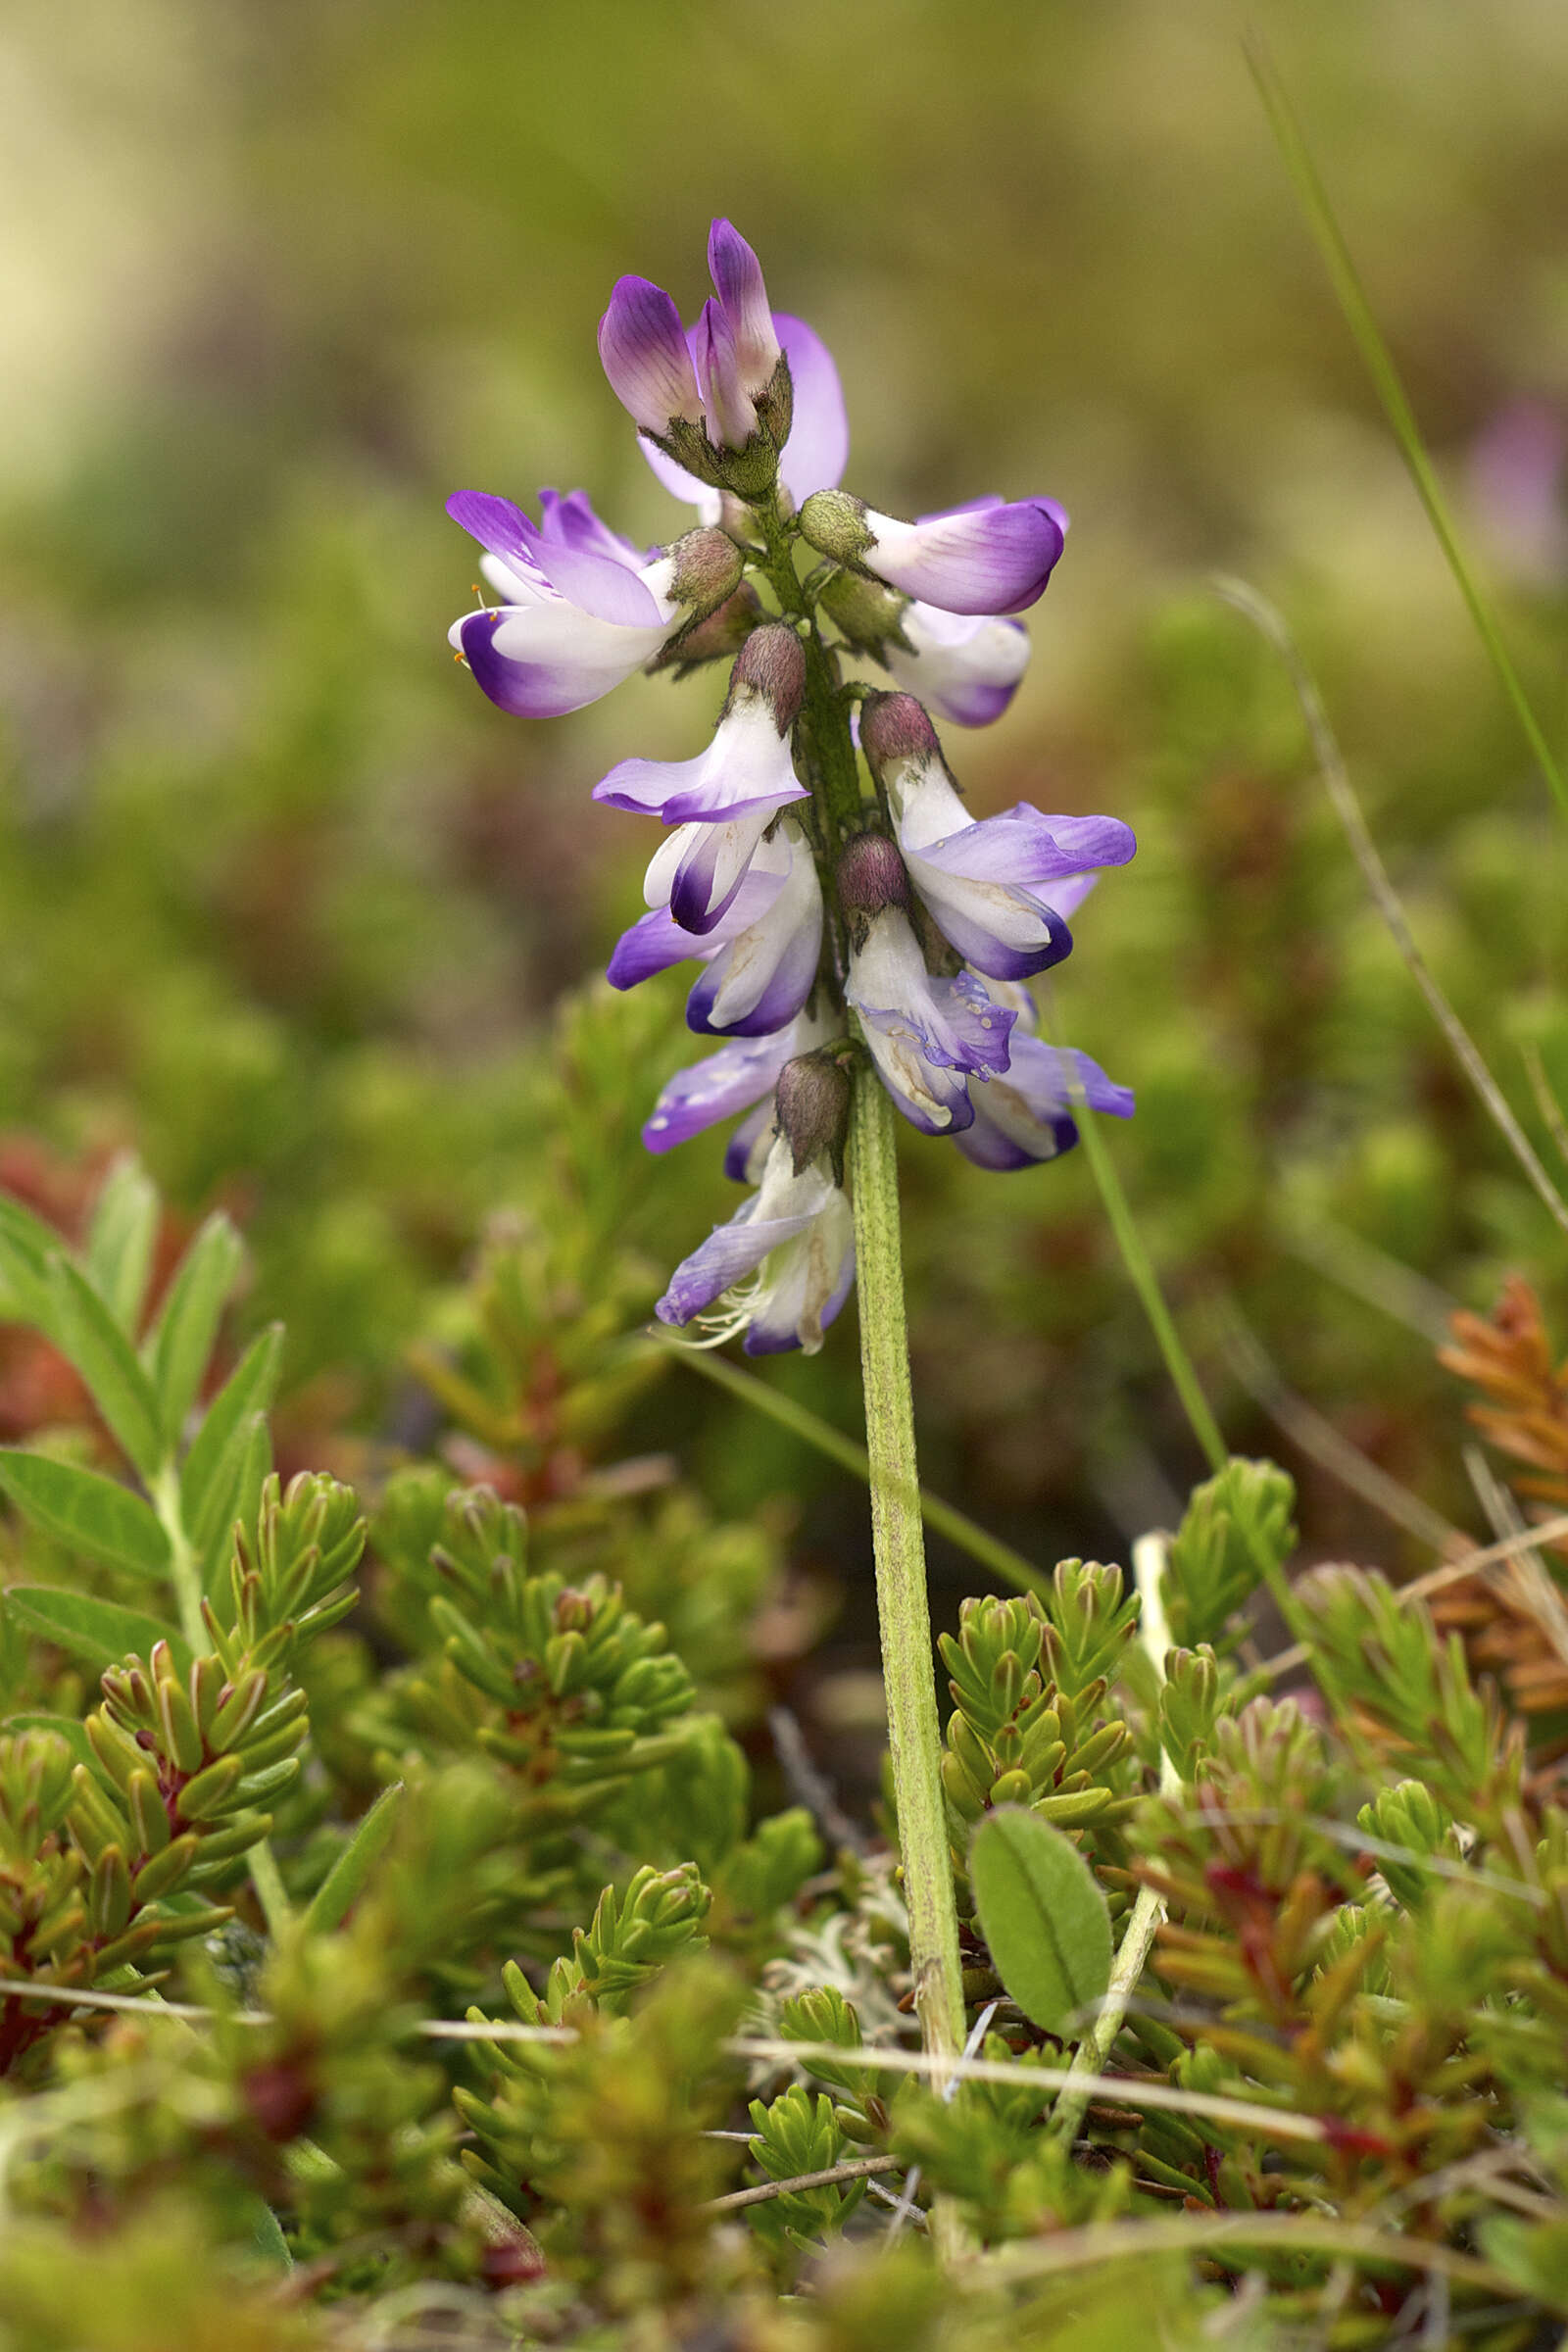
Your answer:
(0, 1449), (172, 1582)
(4, 1589), (188, 1677)
(969, 1804), (1112, 2042)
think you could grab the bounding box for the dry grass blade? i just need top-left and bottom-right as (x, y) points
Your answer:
(702, 2153), (899, 2214)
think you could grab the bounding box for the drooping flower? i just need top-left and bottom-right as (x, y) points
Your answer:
(641, 1006), (834, 1158)
(956, 1038), (1134, 1171)
(447, 493), (741, 719)
(838, 834), (1016, 1135)
(861, 694), (1135, 979)
(595, 625), (809, 934)
(607, 816), (823, 1037)
(800, 490), (1066, 616)
(655, 1132), (855, 1356)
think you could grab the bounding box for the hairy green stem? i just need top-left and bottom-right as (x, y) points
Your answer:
(846, 1068), (966, 2077)
(1051, 1531), (1178, 2144)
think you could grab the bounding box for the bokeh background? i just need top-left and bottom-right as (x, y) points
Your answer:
(3, 0), (1567, 1677)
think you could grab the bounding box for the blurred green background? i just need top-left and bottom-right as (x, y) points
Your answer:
(2, 0), (1566, 1613)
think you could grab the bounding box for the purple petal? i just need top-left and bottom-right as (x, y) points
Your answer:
(605, 870), (784, 992)
(694, 298), (757, 449)
(775, 315), (849, 506)
(955, 1039), (1132, 1171)
(448, 490), (541, 572)
(916, 808), (1135, 887)
(916, 892), (1072, 981)
(536, 488), (655, 567)
(642, 1030), (798, 1153)
(708, 220), (780, 390)
(723, 1101), (774, 1181)
(744, 1231), (856, 1355)
(598, 276), (704, 433)
(453, 605), (669, 720)
(864, 498), (1066, 615)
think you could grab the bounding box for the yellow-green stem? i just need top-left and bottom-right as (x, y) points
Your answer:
(846, 1067), (965, 2078)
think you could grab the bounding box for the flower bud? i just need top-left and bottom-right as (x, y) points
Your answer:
(836, 830), (909, 916)
(727, 622), (807, 734)
(666, 526), (747, 620)
(798, 489), (874, 567)
(859, 690), (944, 782)
(817, 566), (911, 657)
(776, 1052), (852, 1179)
(650, 583), (762, 672)
(598, 277), (704, 433)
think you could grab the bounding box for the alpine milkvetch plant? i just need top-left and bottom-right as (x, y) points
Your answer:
(447, 217), (1135, 2095)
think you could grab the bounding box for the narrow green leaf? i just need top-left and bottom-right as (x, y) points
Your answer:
(181, 1325), (282, 1555)
(46, 1257), (166, 1480)
(0, 1197), (65, 1335)
(969, 1806), (1112, 2042)
(5, 1588), (187, 1677)
(85, 1155), (161, 1336)
(302, 1783), (404, 1935)
(0, 1449), (172, 1582)
(146, 1212), (245, 1451)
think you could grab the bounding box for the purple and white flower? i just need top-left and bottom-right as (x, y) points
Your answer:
(607, 815), (823, 1037)
(641, 1005), (834, 1158)
(595, 626), (809, 934)
(838, 834), (1016, 1135)
(862, 694), (1134, 980)
(597, 278), (705, 435)
(656, 1134), (855, 1356)
(881, 605), (1032, 727)
(956, 1039), (1134, 1171)
(447, 492), (742, 720)
(800, 490), (1066, 617)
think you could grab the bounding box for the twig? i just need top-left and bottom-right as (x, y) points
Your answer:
(0, 1981), (1328, 2144)
(703, 2153), (899, 2214)
(767, 1706), (868, 1855)
(1216, 577), (1568, 1243)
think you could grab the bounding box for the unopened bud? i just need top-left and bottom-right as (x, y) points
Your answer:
(836, 830), (908, 917)
(798, 489), (873, 566)
(554, 1589), (594, 1634)
(727, 622), (807, 734)
(859, 691), (944, 780)
(818, 567), (911, 656)
(651, 583), (762, 671)
(666, 526), (746, 619)
(776, 1053), (852, 1178)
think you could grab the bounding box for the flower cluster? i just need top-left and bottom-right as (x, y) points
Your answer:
(449, 220), (1134, 1354)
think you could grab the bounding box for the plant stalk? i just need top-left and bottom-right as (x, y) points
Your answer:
(845, 1067), (966, 2080)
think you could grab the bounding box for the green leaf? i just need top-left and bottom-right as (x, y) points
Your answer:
(302, 1782), (404, 1935)
(46, 1257), (166, 1480)
(0, 1449), (172, 1582)
(0, 1197), (65, 1335)
(180, 1325), (282, 1561)
(85, 1155), (161, 1336)
(4, 1588), (187, 1677)
(968, 1805), (1112, 2042)
(146, 1212), (245, 1451)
